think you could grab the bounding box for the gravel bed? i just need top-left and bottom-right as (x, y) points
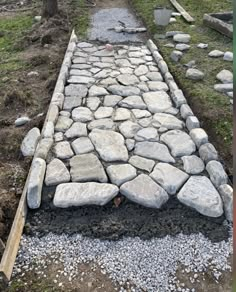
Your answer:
(13, 224), (232, 292)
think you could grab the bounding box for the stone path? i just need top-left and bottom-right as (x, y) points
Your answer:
(25, 37), (232, 220)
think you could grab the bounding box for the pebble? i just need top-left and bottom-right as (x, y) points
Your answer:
(15, 116), (31, 127)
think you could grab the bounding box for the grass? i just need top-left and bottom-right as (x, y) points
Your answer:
(70, 0), (89, 39)
(130, 0), (233, 168)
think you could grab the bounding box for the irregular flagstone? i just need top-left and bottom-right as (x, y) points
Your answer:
(120, 67), (133, 74)
(120, 174), (169, 209)
(71, 137), (94, 155)
(54, 141), (74, 159)
(134, 141), (175, 163)
(206, 160), (228, 188)
(93, 49), (114, 57)
(181, 155), (205, 174)
(21, 127), (40, 157)
(115, 59), (132, 67)
(89, 129), (128, 162)
(147, 81), (169, 91)
(77, 42), (94, 48)
(160, 130), (196, 157)
(218, 184), (233, 222)
(135, 127), (158, 142)
(63, 96), (83, 111)
(137, 83), (149, 92)
(177, 176), (223, 218)
(68, 76), (95, 85)
(186, 116), (200, 131)
(119, 121), (142, 139)
(175, 44), (190, 51)
(143, 91), (172, 113)
(131, 109), (152, 119)
(64, 84), (88, 97)
(45, 158), (70, 186)
(71, 64), (92, 69)
(129, 58), (146, 65)
(103, 95), (122, 107)
(100, 77), (117, 86)
(108, 85), (141, 97)
(89, 85), (108, 96)
(94, 107), (113, 119)
(138, 117), (153, 128)
(72, 107), (93, 122)
(128, 51), (145, 58)
(69, 69), (92, 77)
(199, 143), (218, 163)
(134, 65), (149, 76)
(119, 96), (147, 110)
(216, 69), (233, 84)
(150, 163), (189, 195)
(180, 104), (194, 119)
(87, 97), (101, 111)
(117, 74), (139, 86)
(27, 158), (46, 209)
(223, 51), (233, 62)
(113, 108), (131, 121)
(129, 155), (155, 173)
(190, 128), (208, 148)
(146, 72), (163, 81)
(64, 122), (87, 139)
(106, 164), (137, 186)
(70, 153), (107, 183)
(54, 132), (64, 142)
(93, 62), (113, 69)
(55, 116), (73, 132)
(152, 113), (184, 130)
(88, 119), (114, 131)
(94, 69), (111, 79)
(53, 182), (119, 208)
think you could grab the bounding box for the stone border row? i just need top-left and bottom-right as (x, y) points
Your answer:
(147, 39), (232, 222)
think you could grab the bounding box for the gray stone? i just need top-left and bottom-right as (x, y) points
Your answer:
(173, 34), (191, 43)
(129, 155), (155, 173)
(214, 83), (233, 93)
(35, 138), (53, 160)
(199, 143), (218, 163)
(89, 85), (108, 96)
(89, 129), (128, 162)
(131, 109), (151, 119)
(103, 95), (122, 107)
(208, 50), (224, 58)
(150, 163), (189, 195)
(134, 65), (149, 76)
(100, 77), (117, 86)
(171, 89), (187, 107)
(64, 122), (87, 139)
(115, 59), (132, 67)
(94, 69), (111, 79)
(138, 117), (153, 128)
(86, 97), (101, 111)
(94, 107), (113, 119)
(53, 182), (119, 207)
(223, 51), (233, 62)
(181, 155), (205, 174)
(146, 72), (163, 81)
(77, 42), (94, 48)
(206, 160), (228, 188)
(190, 128), (208, 148)
(45, 158), (70, 186)
(128, 51), (145, 58)
(55, 116), (73, 132)
(216, 70), (233, 84)
(186, 69), (205, 81)
(106, 164), (137, 186)
(167, 80), (178, 92)
(68, 76), (95, 85)
(119, 121), (141, 139)
(164, 107), (179, 115)
(15, 116), (31, 127)
(54, 132), (64, 142)
(88, 119), (114, 131)
(93, 62), (113, 69)
(113, 108), (131, 121)
(186, 116), (200, 131)
(65, 84), (88, 97)
(63, 96), (82, 111)
(119, 96), (146, 109)
(93, 49), (114, 57)
(101, 57), (115, 63)
(48, 106), (59, 123)
(21, 127), (40, 157)
(117, 74), (139, 86)
(120, 174), (169, 209)
(71, 137), (94, 155)
(72, 107), (93, 122)
(73, 57), (88, 64)
(120, 67), (133, 74)
(70, 153), (107, 183)
(129, 58), (145, 66)
(125, 139), (135, 151)
(72, 64), (92, 69)
(27, 158), (46, 209)
(108, 85), (141, 97)
(152, 113), (183, 130)
(143, 91), (172, 113)
(135, 127), (158, 142)
(147, 81), (169, 92)
(149, 65), (159, 72)
(180, 104), (193, 119)
(175, 44), (190, 51)
(161, 130), (196, 157)
(166, 31), (184, 37)
(158, 60), (169, 75)
(197, 43), (208, 49)
(134, 141), (175, 163)
(137, 82), (149, 92)
(54, 141), (74, 159)
(177, 176), (223, 218)
(171, 50), (183, 62)
(70, 69), (92, 76)
(218, 184), (233, 222)
(152, 51), (163, 63)
(43, 122), (54, 139)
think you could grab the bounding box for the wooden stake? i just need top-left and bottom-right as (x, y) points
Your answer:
(169, 0), (195, 23)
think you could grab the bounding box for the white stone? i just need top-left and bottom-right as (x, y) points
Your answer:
(94, 107), (113, 119)
(93, 49), (114, 57)
(171, 89), (187, 108)
(206, 160), (228, 188)
(134, 65), (149, 76)
(88, 119), (114, 131)
(138, 117), (152, 128)
(208, 50), (224, 58)
(186, 69), (205, 81)
(125, 139), (135, 151)
(218, 184), (233, 222)
(68, 76), (95, 85)
(158, 60), (169, 75)
(175, 44), (190, 51)
(45, 159), (70, 186)
(60, 111), (70, 118)
(173, 34), (191, 43)
(170, 50), (183, 62)
(104, 95), (122, 107)
(161, 130), (196, 157)
(129, 58), (145, 66)
(65, 84), (88, 97)
(119, 121), (141, 139)
(115, 59), (132, 67)
(54, 132), (64, 142)
(146, 72), (163, 81)
(131, 109), (151, 119)
(223, 51), (233, 61)
(214, 83), (233, 93)
(152, 113), (183, 130)
(55, 116), (73, 132)
(15, 116), (31, 127)
(89, 129), (128, 162)
(147, 81), (169, 92)
(87, 97), (101, 111)
(63, 96), (82, 111)
(106, 164), (137, 186)
(120, 174), (169, 209)
(150, 163), (189, 195)
(180, 104), (193, 119)
(100, 77), (117, 86)
(199, 143), (218, 163)
(27, 158), (46, 209)
(21, 127), (40, 157)
(119, 96), (146, 110)
(72, 107), (93, 122)
(108, 85), (141, 97)
(177, 176), (223, 218)
(35, 138), (53, 160)
(143, 91), (172, 113)
(216, 70), (233, 84)
(181, 155), (205, 174)
(120, 67), (133, 74)
(64, 122), (87, 139)
(129, 155), (155, 173)
(71, 137), (94, 155)
(117, 74), (139, 86)
(113, 108), (131, 121)
(54, 141), (74, 159)
(89, 85), (108, 96)
(135, 127), (158, 141)
(186, 116), (200, 131)
(43, 122), (54, 139)
(54, 182), (119, 207)
(190, 128), (208, 148)
(197, 43), (208, 49)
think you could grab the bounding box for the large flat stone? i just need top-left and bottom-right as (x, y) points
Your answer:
(89, 85), (108, 96)
(119, 121), (142, 139)
(63, 96), (83, 111)
(70, 153), (107, 183)
(45, 158), (70, 186)
(152, 113), (184, 130)
(129, 155), (155, 173)
(89, 129), (128, 162)
(55, 116), (73, 132)
(64, 84), (88, 97)
(64, 122), (87, 139)
(106, 164), (137, 186)
(88, 119), (114, 131)
(72, 107), (93, 122)
(119, 96), (147, 109)
(108, 85), (141, 97)
(54, 182), (119, 207)
(71, 137), (94, 155)
(21, 127), (40, 157)
(94, 107), (113, 119)
(150, 163), (189, 195)
(177, 176), (223, 218)
(54, 141), (74, 159)
(120, 174), (169, 209)
(103, 95), (122, 107)
(143, 91), (172, 113)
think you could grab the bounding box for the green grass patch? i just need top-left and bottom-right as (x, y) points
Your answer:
(70, 0), (89, 39)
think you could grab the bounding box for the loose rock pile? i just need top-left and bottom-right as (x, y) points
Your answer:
(22, 35), (232, 220)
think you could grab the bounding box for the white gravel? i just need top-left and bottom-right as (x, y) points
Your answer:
(13, 226), (232, 292)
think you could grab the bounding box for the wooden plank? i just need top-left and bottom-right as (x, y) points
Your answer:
(170, 0), (195, 23)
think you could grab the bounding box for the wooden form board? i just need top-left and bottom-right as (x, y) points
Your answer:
(170, 0), (195, 23)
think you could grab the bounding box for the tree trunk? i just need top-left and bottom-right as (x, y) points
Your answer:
(43, 0), (58, 17)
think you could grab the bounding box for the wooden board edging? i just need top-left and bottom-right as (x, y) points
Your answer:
(169, 0), (195, 23)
